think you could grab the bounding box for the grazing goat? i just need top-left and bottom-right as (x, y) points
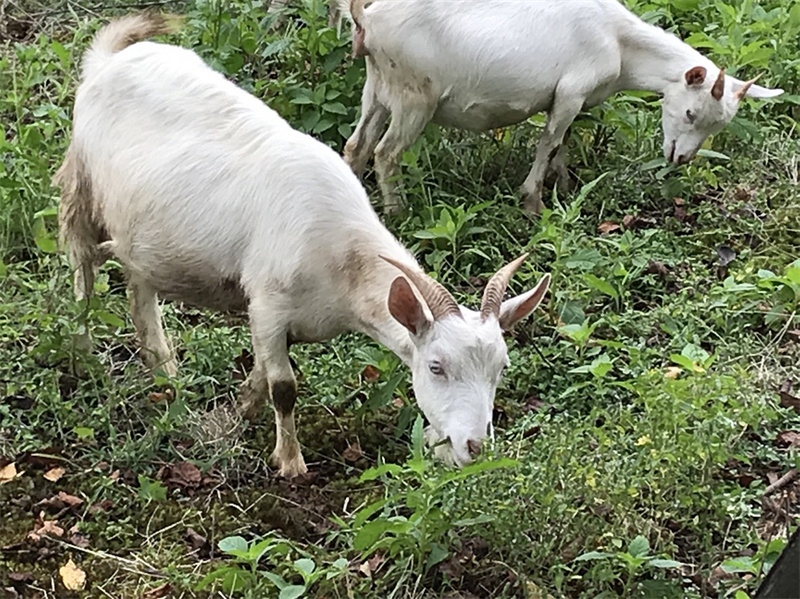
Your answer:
(343, 0), (783, 213)
(55, 14), (551, 477)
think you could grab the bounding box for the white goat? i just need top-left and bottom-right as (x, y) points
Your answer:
(56, 14), (551, 477)
(343, 0), (783, 213)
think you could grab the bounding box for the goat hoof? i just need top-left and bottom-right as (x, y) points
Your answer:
(522, 195), (545, 215)
(271, 450), (308, 478)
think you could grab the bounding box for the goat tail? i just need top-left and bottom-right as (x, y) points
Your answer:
(81, 12), (182, 82)
(54, 148), (107, 300)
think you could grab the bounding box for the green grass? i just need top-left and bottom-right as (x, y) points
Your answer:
(1, 0), (799, 597)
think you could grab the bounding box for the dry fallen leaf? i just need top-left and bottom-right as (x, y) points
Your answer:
(29, 516), (65, 542)
(779, 380), (800, 413)
(143, 582), (172, 598)
(665, 367), (682, 380)
(59, 559), (86, 591)
(0, 462), (19, 483)
(57, 491), (83, 508)
(342, 441), (362, 463)
(775, 431), (800, 448)
(598, 221), (620, 235)
(43, 467), (65, 482)
(157, 461), (202, 488)
(361, 365), (380, 382)
(358, 553), (384, 577)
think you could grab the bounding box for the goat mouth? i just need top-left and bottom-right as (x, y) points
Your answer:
(667, 140), (677, 163)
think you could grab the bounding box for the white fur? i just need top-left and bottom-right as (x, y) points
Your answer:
(57, 18), (549, 476)
(343, 0), (783, 213)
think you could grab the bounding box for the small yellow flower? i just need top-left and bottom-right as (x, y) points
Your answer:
(635, 435), (651, 446)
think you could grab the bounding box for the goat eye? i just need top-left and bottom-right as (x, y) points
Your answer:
(686, 109), (696, 123)
(429, 362), (445, 376)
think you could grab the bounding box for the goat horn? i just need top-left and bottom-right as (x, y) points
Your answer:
(711, 68), (725, 100)
(481, 253), (529, 321)
(380, 255), (463, 321)
(734, 73), (762, 100)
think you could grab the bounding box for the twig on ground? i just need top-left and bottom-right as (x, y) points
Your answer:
(764, 468), (797, 495)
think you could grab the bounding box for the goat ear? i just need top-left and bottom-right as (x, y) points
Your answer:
(498, 274), (550, 331)
(684, 66), (707, 87)
(388, 276), (431, 336)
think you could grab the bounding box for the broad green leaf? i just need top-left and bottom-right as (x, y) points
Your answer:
(426, 542), (449, 570)
(353, 520), (391, 551)
(352, 498), (389, 528)
(573, 551), (613, 561)
(218, 536), (249, 555)
(95, 310), (125, 329)
(360, 463), (402, 482)
(583, 273), (618, 299)
(293, 558), (315, 577)
(73, 427), (94, 439)
(628, 535), (650, 558)
(452, 513), (496, 527)
(279, 586), (306, 599)
(263, 571), (290, 590)
(721, 557), (759, 575)
(647, 558), (683, 569)
(669, 354), (696, 371)
(696, 148), (730, 161)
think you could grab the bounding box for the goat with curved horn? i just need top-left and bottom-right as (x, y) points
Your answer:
(481, 253), (530, 320)
(380, 255), (462, 321)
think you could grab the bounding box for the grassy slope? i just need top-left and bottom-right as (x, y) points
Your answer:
(1, 0), (799, 597)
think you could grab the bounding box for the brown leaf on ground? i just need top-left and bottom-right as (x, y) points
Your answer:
(157, 461), (202, 488)
(59, 559), (86, 591)
(0, 462), (18, 483)
(342, 441), (362, 462)
(361, 365), (380, 382)
(43, 467), (65, 482)
(28, 516), (64, 542)
(391, 397), (404, 408)
(673, 197), (685, 206)
(358, 553), (384, 577)
(767, 471), (780, 486)
(143, 582), (172, 598)
(183, 528), (209, 553)
(148, 390), (174, 403)
(8, 573), (33, 583)
(674, 206), (688, 223)
(665, 367), (682, 380)
(598, 221), (620, 235)
(88, 499), (114, 514)
(622, 214), (640, 229)
(57, 492), (83, 507)
(779, 380), (800, 413)
(775, 431), (800, 448)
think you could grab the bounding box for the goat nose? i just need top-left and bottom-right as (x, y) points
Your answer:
(467, 439), (482, 457)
